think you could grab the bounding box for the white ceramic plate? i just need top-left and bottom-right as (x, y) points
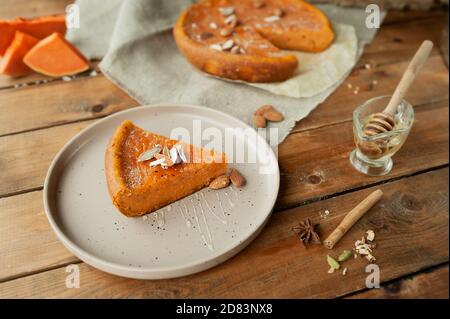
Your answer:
(44, 104), (279, 279)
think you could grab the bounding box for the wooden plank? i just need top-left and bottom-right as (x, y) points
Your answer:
(383, 9), (446, 24)
(0, 168), (447, 298)
(0, 62), (101, 91)
(292, 54), (448, 133)
(277, 99), (449, 210)
(0, 16), (447, 134)
(0, 0), (72, 19)
(347, 264), (449, 299)
(359, 15), (445, 68)
(0, 98), (447, 203)
(1, 73), (67, 91)
(1, 11), (442, 90)
(0, 190), (75, 282)
(0, 6), (443, 95)
(0, 75), (138, 137)
(0, 4), (434, 24)
(0, 0), (93, 90)
(0, 14), (445, 93)
(0, 119), (95, 197)
(0, 53), (446, 139)
(0, 101), (447, 282)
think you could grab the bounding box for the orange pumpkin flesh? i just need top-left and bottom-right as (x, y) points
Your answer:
(23, 32), (89, 77)
(0, 15), (66, 56)
(0, 31), (39, 77)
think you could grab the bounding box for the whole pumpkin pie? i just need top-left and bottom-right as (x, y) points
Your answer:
(173, 0), (334, 82)
(105, 120), (228, 217)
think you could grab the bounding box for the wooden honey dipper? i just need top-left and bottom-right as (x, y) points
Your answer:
(363, 40), (434, 137)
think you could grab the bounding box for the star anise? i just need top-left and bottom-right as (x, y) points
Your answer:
(292, 218), (321, 247)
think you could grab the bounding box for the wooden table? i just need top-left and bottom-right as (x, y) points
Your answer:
(0, 1), (448, 299)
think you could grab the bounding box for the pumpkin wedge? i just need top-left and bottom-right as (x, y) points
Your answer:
(0, 31), (39, 77)
(23, 32), (89, 77)
(0, 15), (66, 56)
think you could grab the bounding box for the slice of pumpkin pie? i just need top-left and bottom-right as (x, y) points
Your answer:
(105, 120), (228, 217)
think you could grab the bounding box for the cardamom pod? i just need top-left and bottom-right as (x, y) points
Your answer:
(327, 255), (340, 270)
(338, 250), (352, 262)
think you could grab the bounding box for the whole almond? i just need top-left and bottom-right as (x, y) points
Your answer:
(209, 175), (230, 190)
(229, 169), (246, 188)
(253, 114), (267, 128)
(255, 104), (274, 115)
(263, 109), (284, 122)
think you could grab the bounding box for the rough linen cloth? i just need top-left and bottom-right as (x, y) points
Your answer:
(67, 0), (385, 144)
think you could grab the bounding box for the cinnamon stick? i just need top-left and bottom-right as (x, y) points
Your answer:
(324, 189), (383, 249)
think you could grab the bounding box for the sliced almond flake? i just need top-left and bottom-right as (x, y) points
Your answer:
(224, 14), (237, 26)
(137, 145), (162, 162)
(209, 22), (218, 29)
(264, 16), (280, 22)
(239, 47), (246, 54)
(149, 158), (166, 167)
(327, 267), (335, 274)
(218, 7), (234, 16)
(175, 144), (189, 163)
(169, 147), (181, 164)
(342, 267), (348, 276)
(230, 45), (240, 54)
(365, 254), (376, 262)
(210, 44), (223, 51)
(222, 39), (234, 50)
